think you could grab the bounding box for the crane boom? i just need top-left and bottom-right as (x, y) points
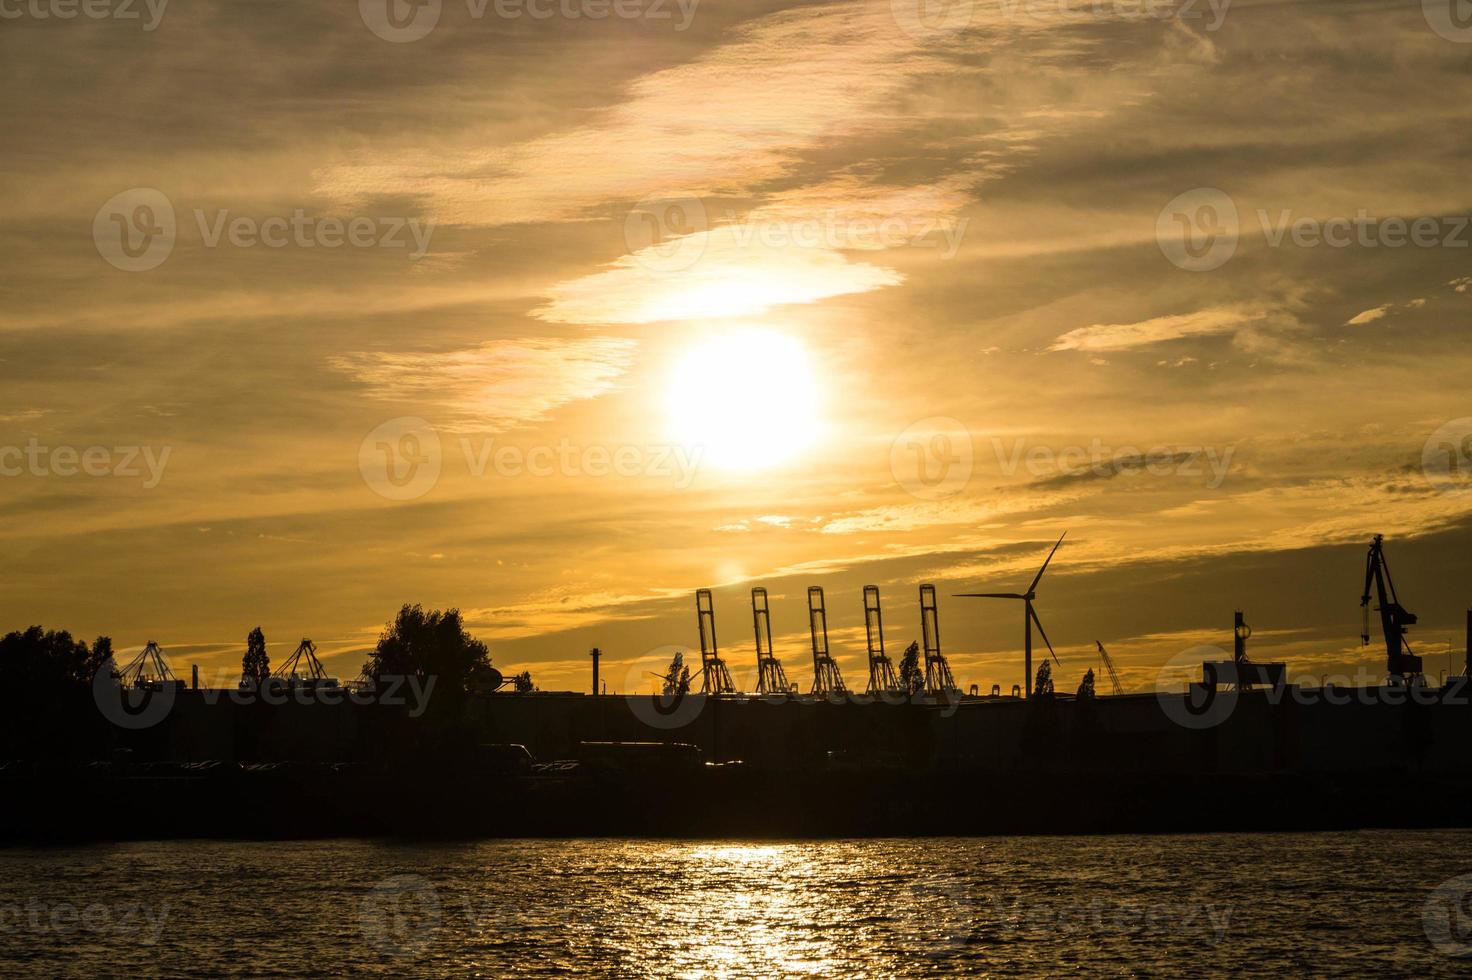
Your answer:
(1361, 534), (1422, 683)
(1094, 640), (1123, 696)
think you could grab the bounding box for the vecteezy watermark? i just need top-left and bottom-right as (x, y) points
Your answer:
(719, 210), (968, 259)
(1423, 417), (1472, 495)
(985, 896), (1233, 945)
(1425, 872), (1472, 957)
(358, 417), (704, 501)
(460, 437), (703, 487)
(1156, 658), (1472, 731)
(990, 438), (1236, 489)
(92, 663), (178, 730)
(891, 417), (974, 501)
(0, 0), (167, 29)
(1422, 0), (1472, 43)
(94, 665), (439, 731)
(94, 189), (434, 272)
(361, 875), (442, 956)
(0, 899), (170, 940)
(621, 195), (968, 273)
(94, 188), (175, 273)
(624, 195), (708, 273)
(0, 439), (171, 488)
(360, 417), (443, 502)
(1158, 188), (1472, 271)
(1156, 187), (1239, 272)
(889, 0), (1230, 41)
(1154, 645), (1238, 730)
(359, 0), (698, 42)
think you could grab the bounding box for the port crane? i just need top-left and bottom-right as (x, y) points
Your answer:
(1361, 534), (1423, 684)
(919, 584), (959, 696)
(751, 588), (792, 693)
(807, 586), (848, 696)
(695, 589), (736, 694)
(116, 641), (176, 689)
(273, 638), (332, 684)
(1093, 641), (1123, 696)
(863, 586), (902, 694)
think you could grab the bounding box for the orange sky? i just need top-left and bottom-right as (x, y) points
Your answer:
(2, 0), (1471, 695)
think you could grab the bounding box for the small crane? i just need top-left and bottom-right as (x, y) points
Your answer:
(1361, 534), (1423, 685)
(1094, 640), (1124, 696)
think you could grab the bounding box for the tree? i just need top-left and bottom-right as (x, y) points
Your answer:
(512, 671), (534, 694)
(241, 627), (270, 687)
(0, 626), (111, 688)
(0, 627), (113, 760)
(661, 652), (691, 696)
(1077, 668), (1096, 699)
(361, 604), (492, 693)
(1033, 661), (1054, 699)
(898, 641), (924, 695)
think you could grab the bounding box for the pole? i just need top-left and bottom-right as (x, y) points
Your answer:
(1024, 600), (1033, 698)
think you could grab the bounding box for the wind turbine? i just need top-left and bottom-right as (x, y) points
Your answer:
(955, 532), (1066, 699)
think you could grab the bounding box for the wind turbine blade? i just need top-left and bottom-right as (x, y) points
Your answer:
(1027, 531), (1067, 594)
(1029, 605), (1060, 665)
(954, 592), (1026, 599)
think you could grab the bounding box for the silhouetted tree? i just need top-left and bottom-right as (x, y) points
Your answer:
(1033, 661), (1054, 699)
(898, 641), (924, 695)
(0, 627), (113, 759)
(361, 604), (492, 694)
(241, 626), (270, 687)
(0, 626), (111, 688)
(1077, 668), (1095, 699)
(512, 671), (534, 694)
(661, 652), (691, 696)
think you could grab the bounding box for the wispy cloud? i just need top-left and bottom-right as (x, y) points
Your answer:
(328, 337), (637, 432)
(1049, 307), (1268, 353)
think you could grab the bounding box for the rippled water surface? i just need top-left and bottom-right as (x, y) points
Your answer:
(3, 831), (1472, 976)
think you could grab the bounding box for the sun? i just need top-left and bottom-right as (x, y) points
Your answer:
(666, 328), (823, 471)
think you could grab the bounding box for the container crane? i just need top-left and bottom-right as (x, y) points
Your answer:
(807, 586), (847, 696)
(695, 589), (736, 694)
(863, 585), (901, 694)
(751, 588), (791, 694)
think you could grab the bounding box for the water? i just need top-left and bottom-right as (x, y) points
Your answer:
(1, 831), (1470, 977)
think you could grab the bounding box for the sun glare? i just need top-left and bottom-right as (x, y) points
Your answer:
(666, 328), (823, 471)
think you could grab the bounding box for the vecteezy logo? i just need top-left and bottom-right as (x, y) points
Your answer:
(623, 645), (708, 730)
(1423, 0), (1472, 42)
(889, 0), (973, 40)
(359, 417), (442, 501)
(1154, 644), (1237, 730)
(906, 871), (974, 957)
(93, 188), (175, 272)
(91, 659), (176, 730)
(359, 0), (441, 42)
(1424, 872), (1472, 957)
(1156, 188), (1239, 272)
(623, 194), (708, 273)
(360, 874), (442, 956)
(1422, 417), (1472, 494)
(890, 417), (973, 500)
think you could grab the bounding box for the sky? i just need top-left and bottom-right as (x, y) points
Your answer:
(2, 0), (1471, 696)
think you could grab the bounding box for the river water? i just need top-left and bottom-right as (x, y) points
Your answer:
(2, 831), (1470, 976)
